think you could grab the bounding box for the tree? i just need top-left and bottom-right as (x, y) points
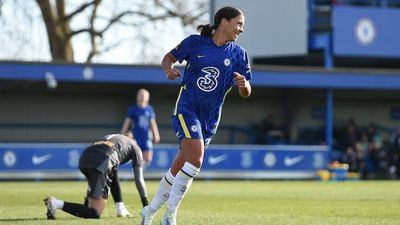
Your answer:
(1, 0), (207, 63)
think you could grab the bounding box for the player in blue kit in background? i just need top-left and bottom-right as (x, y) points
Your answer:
(112, 89), (159, 217)
(140, 6), (252, 225)
(121, 88), (160, 166)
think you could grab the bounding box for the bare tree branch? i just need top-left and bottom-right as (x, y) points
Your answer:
(3, 0), (208, 63)
(94, 35), (137, 57)
(68, 28), (100, 38)
(0, 1), (3, 16)
(36, 0), (74, 62)
(151, 0), (208, 26)
(86, 0), (101, 63)
(36, 0), (57, 54)
(99, 10), (179, 33)
(64, 0), (97, 22)
(99, 10), (136, 34)
(55, 0), (66, 21)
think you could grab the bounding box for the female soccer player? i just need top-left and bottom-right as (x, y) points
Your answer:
(44, 134), (149, 219)
(121, 88), (160, 166)
(140, 6), (252, 225)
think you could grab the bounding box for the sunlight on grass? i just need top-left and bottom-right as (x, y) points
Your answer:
(0, 180), (399, 225)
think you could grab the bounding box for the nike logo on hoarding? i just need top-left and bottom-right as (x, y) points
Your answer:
(284, 155), (304, 167)
(32, 154), (52, 165)
(208, 154), (227, 165)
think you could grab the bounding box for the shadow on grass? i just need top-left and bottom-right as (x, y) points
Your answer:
(0, 217), (125, 222)
(0, 217), (75, 222)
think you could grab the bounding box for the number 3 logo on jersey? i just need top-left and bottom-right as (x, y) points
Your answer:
(197, 67), (220, 92)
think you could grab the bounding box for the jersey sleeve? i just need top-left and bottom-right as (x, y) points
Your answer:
(149, 106), (156, 119)
(126, 106), (135, 119)
(170, 35), (196, 63)
(130, 143), (144, 168)
(237, 48), (252, 81)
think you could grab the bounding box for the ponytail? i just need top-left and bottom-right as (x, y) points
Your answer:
(197, 24), (214, 37)
(197, 7), (243, 37)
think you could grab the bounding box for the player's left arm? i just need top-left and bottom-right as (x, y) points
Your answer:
(234, 48), (252, 98)
(233, 72), (251, 98)
(132, 163), (149, 207)
(129, 143), (149, 206)
(110, 169), (123, 203)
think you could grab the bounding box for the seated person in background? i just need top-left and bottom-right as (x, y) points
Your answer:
(340, 146), (359, 172)
(259, 114), (284, 144)
(43, 133), (149, 219)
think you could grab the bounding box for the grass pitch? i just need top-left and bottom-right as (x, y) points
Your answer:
(0, 180), (399, 225)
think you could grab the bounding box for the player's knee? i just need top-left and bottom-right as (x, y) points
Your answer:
(143, 151), (153, 161)
(184, 152), (203, 168)
(186, 156), (203, 168)
(79, 207), (101, 219)
(144, 157), (152, 164)
(91, 208), (101, 219)
(192, 160), (202, 169)
(182, 162), (200, 178)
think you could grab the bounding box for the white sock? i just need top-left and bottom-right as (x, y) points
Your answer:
(53, 198), (64, 209)
(166, 162), (199, 214)
(147, 169), (175, 214)
(116, 202), (125, 211)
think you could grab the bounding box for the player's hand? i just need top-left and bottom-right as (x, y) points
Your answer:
(234, 72), (251, 98)
(165, 68), (181, 80)
(233, 72), (248, 88)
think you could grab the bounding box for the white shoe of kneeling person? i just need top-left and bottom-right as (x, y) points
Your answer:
(117, 208), (132, 218)
(115, 201), (132, 217)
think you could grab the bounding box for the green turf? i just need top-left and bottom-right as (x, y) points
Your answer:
(0, 180), (399, 224)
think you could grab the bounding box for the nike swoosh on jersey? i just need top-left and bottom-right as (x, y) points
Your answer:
(32, 154), (52, 165)
(197, 55), (206, 58)
(208, 154), (227, 165)
(284, 155), (304, 167)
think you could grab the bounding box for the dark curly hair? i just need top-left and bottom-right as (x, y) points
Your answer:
(197, 6), (243, 37)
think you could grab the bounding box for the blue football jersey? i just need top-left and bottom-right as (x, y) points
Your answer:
(126, 105), (155, 148)
(170, 34), (252, 134)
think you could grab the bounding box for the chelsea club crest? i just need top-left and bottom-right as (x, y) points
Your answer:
(354, 18), (376, 46)
(224, 58), (231, 66)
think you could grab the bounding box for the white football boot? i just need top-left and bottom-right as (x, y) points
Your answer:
(160, 211), (176, 225)
(140, 205), (155, 225)
(43, 196), (57, 220)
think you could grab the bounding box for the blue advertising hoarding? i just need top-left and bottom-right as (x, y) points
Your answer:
(0, 143), (328, 180)
(333, 6), (400, 57)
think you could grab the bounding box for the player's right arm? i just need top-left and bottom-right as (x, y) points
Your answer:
(161, 53), (180, 80)
(162, 35), (197, 80)
(120, 117), (133, 136)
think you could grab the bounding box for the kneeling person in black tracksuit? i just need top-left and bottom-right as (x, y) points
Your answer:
(44, 133), (149, 219)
